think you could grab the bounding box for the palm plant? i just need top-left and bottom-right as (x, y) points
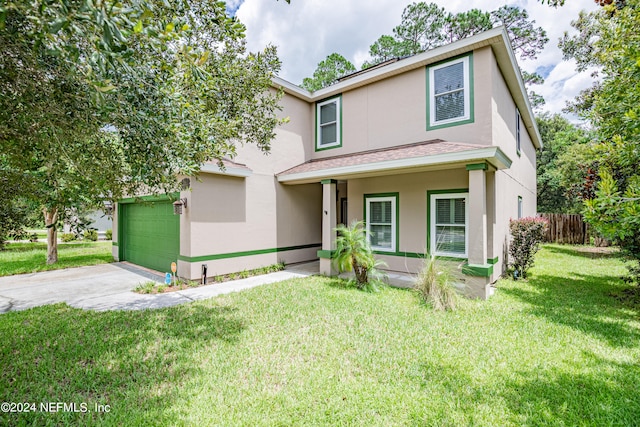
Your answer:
(333, 220), (387, 291)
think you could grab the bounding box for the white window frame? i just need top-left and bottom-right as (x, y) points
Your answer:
(316, 97), (341, 150)
(365, 196), (397, 253)
(428, 56), (471, 128)
(430, 192), (469, 258)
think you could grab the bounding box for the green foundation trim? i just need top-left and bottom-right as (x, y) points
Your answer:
(487, 256), (499, 265)
(179, 243), (321, 263)
(462, 263), (494, 277)
(317, 250), (335, 259)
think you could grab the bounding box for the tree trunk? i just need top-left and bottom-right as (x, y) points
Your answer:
(43, 207), (59, 265)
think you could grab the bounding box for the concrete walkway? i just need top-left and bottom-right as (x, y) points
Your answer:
(0, 261), (415, 314)
(0, 262), (316, 313)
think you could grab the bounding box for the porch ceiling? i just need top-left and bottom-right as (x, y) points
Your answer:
(276, 140), (511, 184)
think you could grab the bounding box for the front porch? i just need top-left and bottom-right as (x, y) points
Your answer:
(277, 140), (512, 299)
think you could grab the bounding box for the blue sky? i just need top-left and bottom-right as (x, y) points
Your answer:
(233, 0), (600, 117)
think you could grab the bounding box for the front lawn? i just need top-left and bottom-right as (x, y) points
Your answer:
(1, 245), (638, 425)
(0, 241), (113, 276)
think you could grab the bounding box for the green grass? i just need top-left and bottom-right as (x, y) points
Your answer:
(1, 245), (639, 425)
(0, 241), (113, 276)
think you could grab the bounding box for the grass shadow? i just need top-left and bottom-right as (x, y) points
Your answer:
(544, 244), (621, 259)
(0, 301), (244, 425)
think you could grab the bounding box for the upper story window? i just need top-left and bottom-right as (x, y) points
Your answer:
(516, 108), (521, 155)
(316, 96), (342, 151)
(427, 55), (473, 130)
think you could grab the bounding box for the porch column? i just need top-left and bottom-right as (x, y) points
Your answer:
(319, 179), (338, 276)
(466, 164), (488, 266)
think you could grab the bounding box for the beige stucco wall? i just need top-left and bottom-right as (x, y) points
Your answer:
(177, 115), (322, 279)
(347, 168), (468, 267)
(489, 48), (537, 279)
(311, 47), (495, 160)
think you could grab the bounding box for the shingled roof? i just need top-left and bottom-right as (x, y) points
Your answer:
(277, 140), (511, 184)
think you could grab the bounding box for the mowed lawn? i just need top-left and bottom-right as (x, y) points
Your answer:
(1, 245), (639, 426)
(0, 241), (113, 276)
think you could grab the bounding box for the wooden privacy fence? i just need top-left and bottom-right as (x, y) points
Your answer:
(538, 213), (587, 244)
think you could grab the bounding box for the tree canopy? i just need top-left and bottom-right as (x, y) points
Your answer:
(303, 2), (547, 106)
(301, 53), (356, 92)
(0, 1), (283, 261)
(560, 0), (640, 284)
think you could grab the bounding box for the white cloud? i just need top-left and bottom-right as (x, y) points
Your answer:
(236, 0), (601, 117)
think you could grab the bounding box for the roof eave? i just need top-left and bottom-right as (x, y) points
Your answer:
(277, 147), (512, 185)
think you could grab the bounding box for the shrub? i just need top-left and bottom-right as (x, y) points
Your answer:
(333, 220), (387, 291)
(414, 255), (459, 311)
(509, 217), (549, 279)
(83, 229), (98, 241)
(105, 229), (112, 240)
(60, 233), (77, 242)
(29, 233), (39, 243)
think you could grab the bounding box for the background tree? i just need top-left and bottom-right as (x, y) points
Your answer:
(0, 1), (283, 263)
(560, 0), (640, 285)
(301, 53), (356, 91)
(536, 113), (592, 213)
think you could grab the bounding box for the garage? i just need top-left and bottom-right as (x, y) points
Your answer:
(118, 198), (180, 273)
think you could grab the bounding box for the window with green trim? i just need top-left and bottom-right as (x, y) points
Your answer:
(428, 56), (471, 128)
(316, 96), (341, 150)
(430, 193), (468, 257)
(365, 195), (397, 252)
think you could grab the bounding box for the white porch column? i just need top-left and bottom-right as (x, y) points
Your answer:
(467, 164), (488, 266)
(319, 179), (338, 276)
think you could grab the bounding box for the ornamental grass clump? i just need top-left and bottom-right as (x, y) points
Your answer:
(333, 221), (387, 292)
(414, 255), (459, 311)
(509, 216), (549, 279)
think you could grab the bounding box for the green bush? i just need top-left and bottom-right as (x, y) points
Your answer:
(83, 229), (98, 241)
(105, 229), (112, 240)
(414, 255), (459, 311)
(60, 233), (77, 242)
(509, 217), (549, 279)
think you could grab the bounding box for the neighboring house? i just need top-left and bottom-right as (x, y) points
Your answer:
(111, 27), (540, 299)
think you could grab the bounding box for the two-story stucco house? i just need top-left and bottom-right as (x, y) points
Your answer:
(111, 27), (540, 299)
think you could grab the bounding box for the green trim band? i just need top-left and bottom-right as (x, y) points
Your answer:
(317, 249), (335, 259)
(178, 243), (321, 263)
(118, 193), (180, 204)
(320, 179), (338, 185)
(487, 256), (499, 265)
(466, 163), (488, 171)
(462, 263), (494, 277)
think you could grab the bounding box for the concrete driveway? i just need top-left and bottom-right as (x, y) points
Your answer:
(0, 262), (314, 313)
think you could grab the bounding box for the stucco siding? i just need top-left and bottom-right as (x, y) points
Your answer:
(311, 47), (495, 160)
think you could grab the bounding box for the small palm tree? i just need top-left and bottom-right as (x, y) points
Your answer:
(333, 220), (387, 290)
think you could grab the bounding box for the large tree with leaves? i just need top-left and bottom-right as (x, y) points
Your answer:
(560, 0), (640, 284)
(301, 53), (356, 91)
(302, 3), (548, 99)
(0, 1), (283, 263)
(535, 113), (592, 214)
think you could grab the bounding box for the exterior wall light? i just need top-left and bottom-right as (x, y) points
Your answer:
(173, 198), (188, 215)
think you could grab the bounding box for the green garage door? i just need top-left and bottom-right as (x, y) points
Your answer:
(120, 200), (180, 273)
